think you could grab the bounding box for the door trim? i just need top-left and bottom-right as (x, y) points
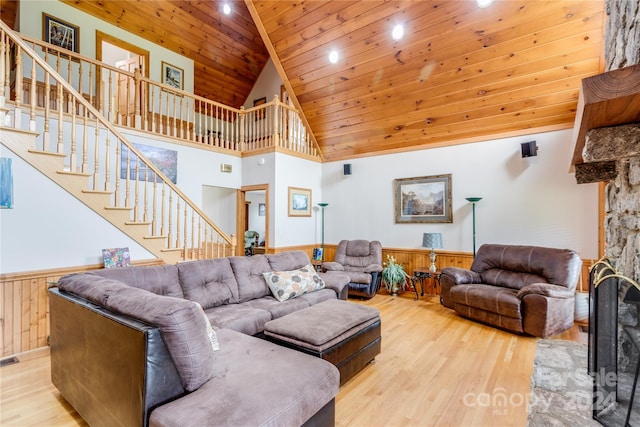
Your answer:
(237, 184), (269, 256)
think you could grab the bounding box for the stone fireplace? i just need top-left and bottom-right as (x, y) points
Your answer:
(571, 4), (640, 424)
(570, 1), (640, 423)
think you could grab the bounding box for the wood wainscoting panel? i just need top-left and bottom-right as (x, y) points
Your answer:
(0, 259), (163, 358)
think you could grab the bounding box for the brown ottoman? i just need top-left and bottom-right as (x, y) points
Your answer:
(264, 299), (381, 385)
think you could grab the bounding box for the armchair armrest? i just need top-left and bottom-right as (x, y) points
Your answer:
(517, 283), (575, 299)
(364, 264), (383, 273)
(322, 262), (344, 272)
(440, 267), (481, 285)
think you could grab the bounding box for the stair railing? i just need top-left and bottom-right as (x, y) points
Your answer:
(1, 21), (236, 262)
(13, 31), (322, 160)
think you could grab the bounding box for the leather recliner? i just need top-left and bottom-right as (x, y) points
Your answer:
(440, 243), (582, 338)
(322, 240), (383, 299)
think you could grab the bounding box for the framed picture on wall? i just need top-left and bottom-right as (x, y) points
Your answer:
(43, 13), (80, 54)
(393, 174), (452, 223)
(161, 61), (184, 90)
(258, 203), (266, 216)
(288, 187), (311, 217)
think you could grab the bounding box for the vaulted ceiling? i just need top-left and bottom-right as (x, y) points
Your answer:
(29, 1), (608, 161)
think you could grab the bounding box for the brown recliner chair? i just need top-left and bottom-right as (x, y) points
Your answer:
(322, 240), (383, 299)
(440, 244), (582, 338)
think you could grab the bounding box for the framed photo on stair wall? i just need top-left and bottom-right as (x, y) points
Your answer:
(43, 13), (79, 54)
(393, 174), (452, 223)
(161, 61), (184, 91)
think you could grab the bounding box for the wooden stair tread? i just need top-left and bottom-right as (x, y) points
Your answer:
(144, 235), (168, 240)
(82, 189), (113, 195)
(104, 206), (133, 211)
(57, 170), (92, 177)
(27, 149), (65, 157)
(125, 221), (152, 226)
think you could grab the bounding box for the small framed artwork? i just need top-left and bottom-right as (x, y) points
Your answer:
(312, 248), (323, 261)
(43, 13), (79, 54)
(258, 203), (266, 216)
(253, 97), (266, 120)
(288, 186), (311, 217)
(394, 174), (453, 223)
(162, 61), (184, 90)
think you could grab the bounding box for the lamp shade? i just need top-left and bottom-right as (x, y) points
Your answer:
(422, 233), (443, 249)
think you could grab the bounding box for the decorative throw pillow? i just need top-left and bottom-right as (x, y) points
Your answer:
(263, 264), (325, 302)
(194, 302), (220, 352)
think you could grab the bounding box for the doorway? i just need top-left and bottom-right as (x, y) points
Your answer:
(95, 31), (149, 123)
(237, 184), (269, 256)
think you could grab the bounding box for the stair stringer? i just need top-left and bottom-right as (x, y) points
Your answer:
(0, 126), (182, 264)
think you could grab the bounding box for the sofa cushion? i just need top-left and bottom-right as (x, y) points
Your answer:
(266, 250), (311, 271)
(61, 278), (215, 392)
(228, 255), (272, 303)
(240, 296), (310, 319)
(450, 284), (522, 319)
(470, 244), (582, 291)
(263, 264), (325, 302)
(177, 258), (240, 307)
(298, 288), (339, 305)
(204, 304), (272, 336)
(149, 328), (339, 427)
(90, 265), (183, 298)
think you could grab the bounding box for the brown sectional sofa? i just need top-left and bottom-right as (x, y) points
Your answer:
(49, 251), (355, 427)
(440, 244), (582, 338)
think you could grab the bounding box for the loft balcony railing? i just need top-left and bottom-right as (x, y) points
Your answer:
(0, 21), (236, 261)
(11, 31), (322, 160)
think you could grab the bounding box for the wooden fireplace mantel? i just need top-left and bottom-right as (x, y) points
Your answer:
(571, 63), (640, 167)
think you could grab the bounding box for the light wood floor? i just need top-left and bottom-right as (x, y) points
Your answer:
(0, 292), (586, 427)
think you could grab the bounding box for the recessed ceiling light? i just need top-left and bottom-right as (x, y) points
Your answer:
(328, 50), (339, 64)
(223, 3), (231, 15)
(476, 0), (494, 8)
(392, 24), (404, 41)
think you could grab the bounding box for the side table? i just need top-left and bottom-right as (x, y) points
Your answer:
(411, 268), (442, 301)
(311, 260), (323, 272)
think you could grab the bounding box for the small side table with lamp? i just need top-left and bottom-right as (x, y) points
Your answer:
(411, 232), (443, 301)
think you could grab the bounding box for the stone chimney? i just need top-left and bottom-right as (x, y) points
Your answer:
(572, 1), (640, 282)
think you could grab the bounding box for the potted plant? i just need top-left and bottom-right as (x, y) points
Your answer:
(382, 255), (409, 296)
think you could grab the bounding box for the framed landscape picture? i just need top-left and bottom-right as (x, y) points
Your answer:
(393, 174), (452, 223)
(43, 13), (79, 54)
(162, 61), (184, 90)
(288, 187), (311, 217)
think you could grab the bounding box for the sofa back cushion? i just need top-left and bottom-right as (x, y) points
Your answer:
(334, 240), (382, 270)
(177, 258), (240, 308)
(228, 255), (272, 302)
(471, 244), (582, 291)
(266, 251), (311, 271)
(58, 273), (214, 392)
(91, 265), (183, 298)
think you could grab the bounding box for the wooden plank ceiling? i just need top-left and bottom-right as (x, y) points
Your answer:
(63, 1), (606, 162)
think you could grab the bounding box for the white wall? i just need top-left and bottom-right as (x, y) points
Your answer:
(0, 145), (154, 272)
(322, 129), (599, 259)
(243, 59), (282, 108)
(246, 191), (266, 241)
(202, 185), (237, 238)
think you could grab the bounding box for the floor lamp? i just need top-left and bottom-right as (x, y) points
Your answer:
(318, 203), (328, 261)
(465, 197), (482, 257)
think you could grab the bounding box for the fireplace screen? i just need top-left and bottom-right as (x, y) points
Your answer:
(589, 258), (640, 426)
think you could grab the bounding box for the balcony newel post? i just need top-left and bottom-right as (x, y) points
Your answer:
(272, 94), (280, 147)
(134, 67), (142, 129)
(239, 106), (245, 152)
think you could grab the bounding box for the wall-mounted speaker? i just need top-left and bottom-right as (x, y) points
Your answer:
(343, 164), (352, 175)
(521, 141), (538, 158)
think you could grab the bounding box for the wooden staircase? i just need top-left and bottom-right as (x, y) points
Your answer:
(0, 21), (235, 264)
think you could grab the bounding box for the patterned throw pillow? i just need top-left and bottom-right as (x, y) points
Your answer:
(263, 264), (325, 302)
(194, 302), (220, 352)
